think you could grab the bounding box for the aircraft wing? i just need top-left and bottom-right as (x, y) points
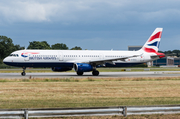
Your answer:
(88, 54), (141, 65)
(68, 54), (142, 65)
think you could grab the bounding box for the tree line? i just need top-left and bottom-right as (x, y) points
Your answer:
(0, 36), (82, 64)
(27, 41), (82, 50)
(159, 50), (180, 57)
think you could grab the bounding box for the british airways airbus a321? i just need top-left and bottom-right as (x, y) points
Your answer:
(3, 28), (165, 76)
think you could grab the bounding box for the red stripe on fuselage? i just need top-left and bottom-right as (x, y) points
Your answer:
(148, 32), (162, 42)
(23, 52), (39, 55)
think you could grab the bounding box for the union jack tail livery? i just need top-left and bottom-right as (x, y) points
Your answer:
(139, 28), (165, 58)
(141, 28), (163, 53)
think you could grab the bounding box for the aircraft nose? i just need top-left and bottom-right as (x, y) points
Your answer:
(3, 57), (10, 65)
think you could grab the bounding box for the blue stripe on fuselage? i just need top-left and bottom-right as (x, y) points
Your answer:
(3, 62), (74, 68)
(4, 62), (142, 68)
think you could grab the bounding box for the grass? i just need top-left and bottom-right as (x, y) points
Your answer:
(0, 77), (180, 109)
(42, 114), (180, 119)
(2, 76), (180, 82)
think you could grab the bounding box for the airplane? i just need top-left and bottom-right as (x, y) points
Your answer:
(3, 28), (165, 76)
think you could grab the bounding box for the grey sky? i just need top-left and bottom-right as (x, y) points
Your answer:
(0, 0), (180, 51)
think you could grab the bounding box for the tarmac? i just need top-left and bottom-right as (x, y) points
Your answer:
(0, 71), (180, 79)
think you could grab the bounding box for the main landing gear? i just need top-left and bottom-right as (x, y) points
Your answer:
(77, 72), (83, 76)
(92, 65), (99, 76)
(92, 70), (99, 76)
(76, 70), (99, 76)
(21, 67), (26, 76)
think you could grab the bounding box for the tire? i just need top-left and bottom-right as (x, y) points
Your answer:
(21, 72), (26, 76)
(92, 70), (99, 76)
(77, 72), (83, 76)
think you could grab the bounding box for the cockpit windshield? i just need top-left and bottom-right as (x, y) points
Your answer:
(9, 54), (19, 57)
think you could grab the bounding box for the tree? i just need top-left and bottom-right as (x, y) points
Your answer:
(0, 36), (24, 64)
(27, 41), (51, 49)
(172, 50), (180, 57)
(51, 43), (68, 50)
(158, 50), (163, 53)
(0, 36), (16, 59)
(70, 46), (82, 50)
(14, 44), (25, 50)
(164, 50), (172, 54)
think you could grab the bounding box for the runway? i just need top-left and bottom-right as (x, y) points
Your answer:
(1, 71), (180, 79)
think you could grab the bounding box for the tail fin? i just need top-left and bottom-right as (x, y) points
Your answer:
(140, 28), (163, 53)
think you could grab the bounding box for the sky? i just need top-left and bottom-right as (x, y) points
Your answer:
(0, 0), (180, 51)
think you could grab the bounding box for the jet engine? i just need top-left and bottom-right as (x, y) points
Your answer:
(73, 63), (93, 72)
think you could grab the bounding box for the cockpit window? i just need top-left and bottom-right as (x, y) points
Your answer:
(9, 54), (19, 57)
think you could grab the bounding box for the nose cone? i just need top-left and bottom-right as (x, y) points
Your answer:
(3, 57), (10, 65)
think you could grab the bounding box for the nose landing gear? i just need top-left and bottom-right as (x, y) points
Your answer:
(21, 67), (26, 76)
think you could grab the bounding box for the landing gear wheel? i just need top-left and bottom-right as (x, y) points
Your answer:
(92, 70), (99, 76)
(21, 72), (26, 76)
(21, 67), (26, 76)
(77, 72), (83, 76)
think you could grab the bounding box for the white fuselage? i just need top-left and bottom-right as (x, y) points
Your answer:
(3, 49), (157, 68)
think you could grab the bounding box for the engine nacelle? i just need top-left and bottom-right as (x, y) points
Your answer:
(51, 67), (72, 72)
(74, 63), (93, 72)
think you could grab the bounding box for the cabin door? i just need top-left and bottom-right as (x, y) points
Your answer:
(59, 51), (64, 61)
(99, 53), (104, 59)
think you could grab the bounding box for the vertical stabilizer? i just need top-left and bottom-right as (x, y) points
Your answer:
(140, 28), (163, 53)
